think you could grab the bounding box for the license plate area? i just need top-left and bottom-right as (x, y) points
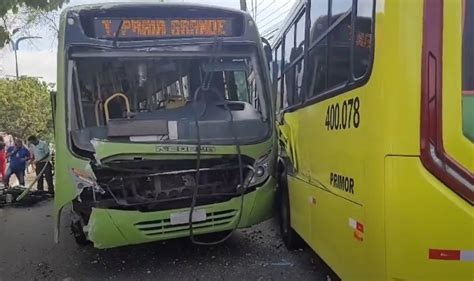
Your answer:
(170, 209), (207, 225)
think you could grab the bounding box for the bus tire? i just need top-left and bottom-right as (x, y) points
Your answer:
(71, 220), (89, 246)
(277, 168), (304, 250)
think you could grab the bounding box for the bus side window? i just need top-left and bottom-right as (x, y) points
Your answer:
(354, 0), (374, 78)
(307, 0), (329, 98)
(463, 0), (474, 141)
(307, 0), (374, 98)
(294, 11), (306, 104)
(276, 44), (282, 79)
(327, 15), (351, 88)
(275, 44), (283, 110)
(282, 24), (296, 108)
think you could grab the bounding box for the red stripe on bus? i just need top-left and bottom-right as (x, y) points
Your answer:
(429, 249), (461, 260)
(463, 90), (474, 96)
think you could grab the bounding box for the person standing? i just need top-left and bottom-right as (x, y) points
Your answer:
(0, 141), (6, 184)
(27, 135), (54, 194)
(4, 138), (30, 188)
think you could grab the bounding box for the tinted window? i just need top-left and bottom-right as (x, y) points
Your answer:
(310, 0), (329, 43)
(276, 44), (282, 78)
(295, 58), (305, 103)
(233, 72), (250, 102)
(296, 12), (306, 52)
(331, 0), (352, 23)
(462, 0), (474, 141)
(283, 67), (296, 106)
(353, 0), (374, 78)
(281, 0), (374, 105)
(328, 16), (351, 88)
(307, 39), (328, 97)
(284, 25), (295, 67)
(277, 78), (282, 109)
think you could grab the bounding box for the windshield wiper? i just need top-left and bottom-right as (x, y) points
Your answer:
(112, 20), (124, 48)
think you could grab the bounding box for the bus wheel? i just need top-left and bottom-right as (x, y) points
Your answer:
(71, 220), (89, 246)
(277, 169), (303, 250)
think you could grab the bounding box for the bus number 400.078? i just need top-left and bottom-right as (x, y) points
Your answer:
(325, 97), (360, 131)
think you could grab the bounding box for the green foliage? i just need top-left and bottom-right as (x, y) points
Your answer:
(0, 26), (8, 47)
(0, 77), (53, 141)
(0, 0), (65, 15)
(0, 0), (66, 47)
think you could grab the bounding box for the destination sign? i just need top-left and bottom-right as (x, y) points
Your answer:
(94, 18), (234, 39)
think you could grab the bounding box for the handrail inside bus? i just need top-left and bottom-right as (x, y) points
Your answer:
(95, 100), (102, 126)
(104, 93), (131, 123)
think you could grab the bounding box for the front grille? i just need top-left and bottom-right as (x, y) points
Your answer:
(134, 209), (237, 237)
(93, 157), (254, 208)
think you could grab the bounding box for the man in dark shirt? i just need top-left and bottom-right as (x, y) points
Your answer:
(4, 138), (30, 188)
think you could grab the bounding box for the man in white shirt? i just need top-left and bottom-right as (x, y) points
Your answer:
(27, 135), (54, 194)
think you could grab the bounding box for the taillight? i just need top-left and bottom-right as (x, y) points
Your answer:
(420, 0), (474, 204)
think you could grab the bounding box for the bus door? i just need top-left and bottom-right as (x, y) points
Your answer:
(446, 0), (474, 188)
(420, 0), (473, 205)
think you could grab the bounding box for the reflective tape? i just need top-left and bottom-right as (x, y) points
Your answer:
(460, 250), (474, 261)
(429, 249), (474, 261)
(348, 218), (364, 233)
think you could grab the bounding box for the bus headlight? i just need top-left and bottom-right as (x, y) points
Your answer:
(245, 153), (271, 188)
(70, 168), (104, 196)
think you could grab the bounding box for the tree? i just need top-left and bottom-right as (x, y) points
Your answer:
(0, 77), (53, 142)
(0, 0), (67, 47)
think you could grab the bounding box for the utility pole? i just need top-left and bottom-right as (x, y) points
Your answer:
(12, 36), (42, 79)
(240, 0), (247, 11)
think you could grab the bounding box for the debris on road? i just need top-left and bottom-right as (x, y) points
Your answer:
(270, 259), (294, 267)
(0, 186), (52, 207)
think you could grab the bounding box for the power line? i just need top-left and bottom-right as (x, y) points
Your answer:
(257, 0), (260, 18)
(265, 33), (277, 41)
(256, 0), (269, 7)
(258, 10), (288, 30)
(261, 27), (282, 41)
(260, 19), (285, 33)
(256, 5), (291, 27)
(251, 0), (255, 18)
(255, 0), (277, 19)
(262, 28), (279, 39)
(254, 0), (266, 20)
(257, 0), (292, 19)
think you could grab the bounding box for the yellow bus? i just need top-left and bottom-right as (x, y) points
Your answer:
(271, 0), (473, 280)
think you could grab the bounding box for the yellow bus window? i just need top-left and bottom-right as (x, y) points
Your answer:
(462, 0), (474, 141)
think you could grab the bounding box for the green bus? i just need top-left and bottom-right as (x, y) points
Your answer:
(53, 3), (276, 248)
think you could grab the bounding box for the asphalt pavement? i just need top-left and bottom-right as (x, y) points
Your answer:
(0, 200), (330, 281)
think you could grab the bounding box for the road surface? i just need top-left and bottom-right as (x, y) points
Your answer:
(0, 200), (332, 281)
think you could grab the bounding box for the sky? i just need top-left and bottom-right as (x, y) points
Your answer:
(0, 0), (296, 84)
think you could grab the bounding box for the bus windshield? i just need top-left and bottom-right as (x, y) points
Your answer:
(463, 0), (474, 142)
(68, 49), (270, 150)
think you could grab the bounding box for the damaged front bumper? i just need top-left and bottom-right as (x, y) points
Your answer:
(83, 176), (275, 249)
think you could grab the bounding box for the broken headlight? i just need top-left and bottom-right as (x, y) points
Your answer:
(245, 152), (271, 187)
(70, 168), (105, 197)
